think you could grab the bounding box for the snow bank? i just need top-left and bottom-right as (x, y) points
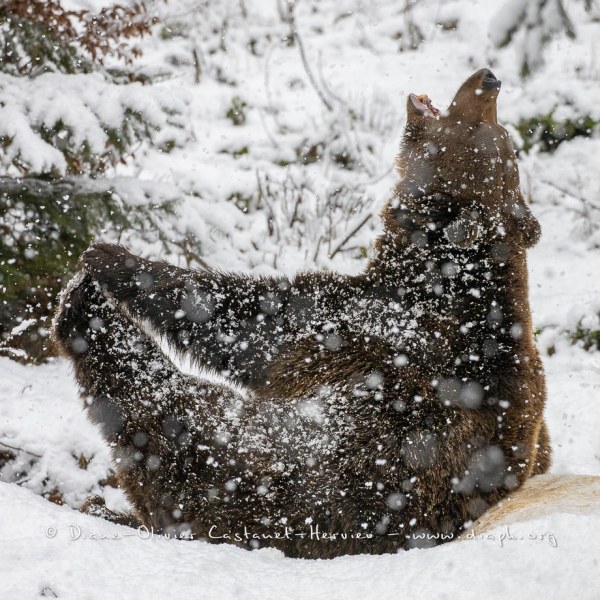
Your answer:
(1, 481), (599, 600)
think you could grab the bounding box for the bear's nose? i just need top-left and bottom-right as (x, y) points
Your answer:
(481, 69), (501, 91)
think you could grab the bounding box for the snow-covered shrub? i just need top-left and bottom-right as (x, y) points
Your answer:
(490, 0), (593, 77)
(0, 1), (189, 177)
(0, 72), (189, 177)
(516, 114), (599, 153)
(572, 315), (600, 351)
(0, 0), (153, 76)
(0, 177), (181, 362)
(254, 169), (376, 266)
(0, 1), (195, 362)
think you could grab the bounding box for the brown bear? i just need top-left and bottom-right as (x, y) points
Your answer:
(53, 68), (551, 558)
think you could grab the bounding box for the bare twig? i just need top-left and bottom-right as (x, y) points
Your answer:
(258, 107), (280, 148)
(363, 164), (395, 186)
(256, 171), (279, 240)
(290, 13), (334, 112)
(262, 40), (285, 145)
(317, 51), (348, 109)
(313, 235), (322, 262)
(0, 346), (29, 360)
(289, 185), (303, 228)
(0, 441), (42, 458)
(329, 214), (372, 259)
(540, 177), (599, 235)
(171, 239), (211, 270)
(540, 179), (599, 210)
(192, 47), (202, 84)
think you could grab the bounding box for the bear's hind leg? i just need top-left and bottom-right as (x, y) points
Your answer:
(79, 495), (141, 528)
(53, 273), (245, 536)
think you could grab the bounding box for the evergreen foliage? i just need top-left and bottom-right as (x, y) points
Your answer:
(0, 2), (188, 362)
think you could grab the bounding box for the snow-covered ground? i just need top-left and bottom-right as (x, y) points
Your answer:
(2, 0), (600, 597)
(3, 480), (600, 600)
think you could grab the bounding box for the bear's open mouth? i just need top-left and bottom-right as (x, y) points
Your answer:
(410, 93), (441, 118)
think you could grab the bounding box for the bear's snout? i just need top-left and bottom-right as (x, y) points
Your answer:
(481, 69), (501, 91)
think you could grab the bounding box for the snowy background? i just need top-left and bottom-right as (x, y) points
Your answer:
(1, 0), (600, 598)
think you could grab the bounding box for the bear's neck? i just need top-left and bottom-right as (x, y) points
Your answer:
(365, 202), (535, 352)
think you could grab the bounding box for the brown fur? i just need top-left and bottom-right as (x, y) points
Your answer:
(53, 69), (550, 557)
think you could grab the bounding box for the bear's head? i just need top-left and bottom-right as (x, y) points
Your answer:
(396, 68), (521, 208)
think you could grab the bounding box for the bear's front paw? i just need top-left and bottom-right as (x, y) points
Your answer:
(503, 203), (542, 248)
(80, 242), (134, 276)
(444, 212), (479, 248)
(79, 242), (140, 294)
(518, 214), (541, 248)
(80, 495), (140, 528)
